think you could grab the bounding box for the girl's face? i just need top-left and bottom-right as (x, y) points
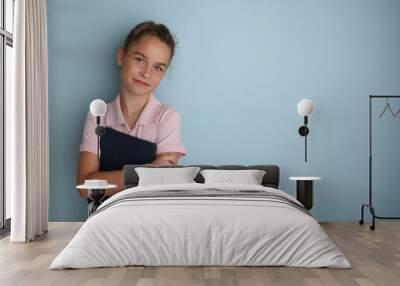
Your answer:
(117, 35), (172, 97)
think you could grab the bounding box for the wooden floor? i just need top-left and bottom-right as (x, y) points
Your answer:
(0, 222), (399, 286)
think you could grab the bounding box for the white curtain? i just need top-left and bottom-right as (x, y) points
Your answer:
(8, 0), (49, 242)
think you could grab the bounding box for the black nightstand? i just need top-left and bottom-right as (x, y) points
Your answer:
(289, 177), (321, 210)
(86, 189), (107, 216)
(77, 183), (117, 217)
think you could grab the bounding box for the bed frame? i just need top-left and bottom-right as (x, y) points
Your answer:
(123, 165), (280, 189)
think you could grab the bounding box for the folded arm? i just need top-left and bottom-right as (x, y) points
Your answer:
(77, 151), (182, 198)
(146, 152), (181, 166)
(77, 152), (124, 198)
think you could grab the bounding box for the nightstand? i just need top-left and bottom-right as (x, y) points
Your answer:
(289, 177), (321, 210)
(86, 189), (107, 216)
(77, 181), (117, 216)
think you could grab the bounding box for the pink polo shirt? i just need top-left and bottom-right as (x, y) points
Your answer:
(80, 94), (186, 159)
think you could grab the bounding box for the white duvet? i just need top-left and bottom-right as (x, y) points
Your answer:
(50, 183), (351, 269)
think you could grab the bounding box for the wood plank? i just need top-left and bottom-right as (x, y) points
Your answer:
(0, 222), (399, 286)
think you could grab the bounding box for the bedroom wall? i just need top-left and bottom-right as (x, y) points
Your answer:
(47, 0), (400, 222)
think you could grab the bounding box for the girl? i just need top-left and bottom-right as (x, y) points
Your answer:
(77, 21), (186, 198)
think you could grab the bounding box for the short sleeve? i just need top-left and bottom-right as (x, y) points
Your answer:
(155, 110), (186, 157)
(79, 111), (97, 155)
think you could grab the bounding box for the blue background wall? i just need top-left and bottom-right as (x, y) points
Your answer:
(47, 0), (400, 222)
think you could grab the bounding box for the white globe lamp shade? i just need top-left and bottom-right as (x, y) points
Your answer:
(297, 99), (315, 116)
(90, 99), (107, 117)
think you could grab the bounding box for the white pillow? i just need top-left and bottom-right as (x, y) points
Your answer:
(135, 167), (201, 186)
(200, 169), (266, 185)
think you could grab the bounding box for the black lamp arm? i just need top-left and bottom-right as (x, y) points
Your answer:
(298, 116), (310, 162)
(94, 116), (106, 162)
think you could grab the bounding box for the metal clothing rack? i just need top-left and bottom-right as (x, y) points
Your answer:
(359, 95), (400, 230)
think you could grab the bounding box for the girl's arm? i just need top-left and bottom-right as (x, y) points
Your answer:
(77, 151), (123, 198)
(147, 152), (181, 166)
(77, 151), (182, 198)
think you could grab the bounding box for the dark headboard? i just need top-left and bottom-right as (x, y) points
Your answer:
(123, 165), (280, 189)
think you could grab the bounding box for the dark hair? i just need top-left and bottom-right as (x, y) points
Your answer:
(124, 21), (176, 62)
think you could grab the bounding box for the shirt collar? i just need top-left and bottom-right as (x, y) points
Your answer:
(106, 94), (160, 127)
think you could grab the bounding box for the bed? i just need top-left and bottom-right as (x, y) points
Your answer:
(50, 165), (351, 269)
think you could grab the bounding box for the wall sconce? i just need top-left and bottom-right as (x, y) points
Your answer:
(89, 99), (107, 162)
(297, 99), (315, 162)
